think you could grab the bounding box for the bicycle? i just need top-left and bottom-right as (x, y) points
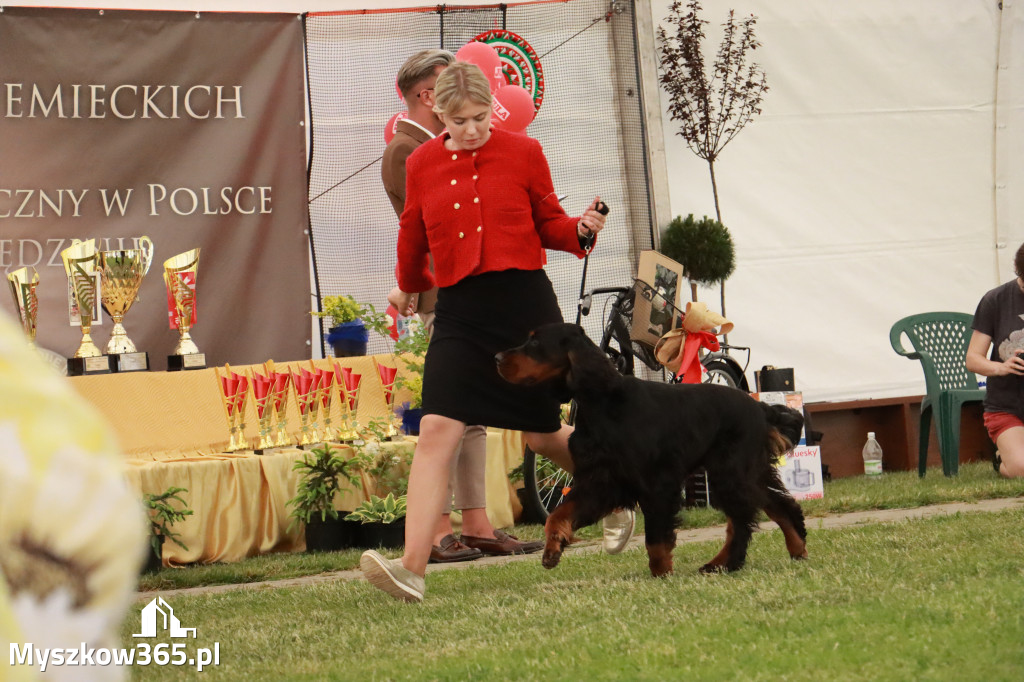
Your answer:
(519, 278), (751, 522)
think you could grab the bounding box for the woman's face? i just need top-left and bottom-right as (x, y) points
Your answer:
(440, 99), (492, 151)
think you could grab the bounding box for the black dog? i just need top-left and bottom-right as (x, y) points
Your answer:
(495, 323), (808, 577)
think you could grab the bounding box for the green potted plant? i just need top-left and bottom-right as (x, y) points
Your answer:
(312, 294), (370, 357)
(287, 444), (362, 552)
(345, 492), (407, 549)
(363, 312), (430, 435)
(659, 213), (735, 307)
(142, 486), (193, 573)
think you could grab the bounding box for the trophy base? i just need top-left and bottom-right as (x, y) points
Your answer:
(168, 353), (206, 371)
(67, 355), (113, 376)
(110, 351), (150, 373)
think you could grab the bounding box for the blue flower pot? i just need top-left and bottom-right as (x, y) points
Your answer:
(326, 320), (368, 357)
(402, 407), (423, 436)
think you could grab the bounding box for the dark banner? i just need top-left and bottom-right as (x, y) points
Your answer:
(0, 8), (310, 370)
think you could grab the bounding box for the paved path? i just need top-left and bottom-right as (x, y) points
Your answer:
(140, 496), (1024, 601)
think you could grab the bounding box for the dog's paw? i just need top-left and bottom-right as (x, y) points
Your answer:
(541, 548), (563, 569)
(542, 535), (569, 569)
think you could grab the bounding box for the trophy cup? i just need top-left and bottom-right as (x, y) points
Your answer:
(6, 267), (40, 347)
(315, 366), (336, 443)
(268, 362), (294, 448)
(164, 248), (206, 371)
(215, 364), (250, 452)
(290, 366), (322, 447)
(98, 236), (154, 372)
(332, 362), (362, 442)
(249, 365), (278, 453)
(61, 239), (110, 376)
(375, 359), (400, 440)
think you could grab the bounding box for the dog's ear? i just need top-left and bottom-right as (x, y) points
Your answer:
(566, 328), (622, 395)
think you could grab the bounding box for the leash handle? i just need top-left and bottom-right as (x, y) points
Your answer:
(576, 200), (610, 324)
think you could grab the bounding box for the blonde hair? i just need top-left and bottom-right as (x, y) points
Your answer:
(396, 49), (454, 99)
(433, 62), (493, 117)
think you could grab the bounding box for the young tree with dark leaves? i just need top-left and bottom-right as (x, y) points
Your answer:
(656, 0), (768, 224)
(656, 0), (767, 318)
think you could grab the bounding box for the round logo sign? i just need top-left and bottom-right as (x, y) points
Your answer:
(472, 29), (544, 112)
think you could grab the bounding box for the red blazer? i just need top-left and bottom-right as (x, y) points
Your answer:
(396, 129), (591, 292)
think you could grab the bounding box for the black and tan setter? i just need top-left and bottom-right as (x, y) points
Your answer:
(496, 322), (808, 577)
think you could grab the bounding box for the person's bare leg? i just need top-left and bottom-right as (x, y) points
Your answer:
(995, 426), (1024, 478)
(401, 414), (465, 575)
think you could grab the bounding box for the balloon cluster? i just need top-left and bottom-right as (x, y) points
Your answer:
(385, 39), (536, 143)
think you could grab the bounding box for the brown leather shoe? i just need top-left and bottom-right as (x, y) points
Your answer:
(429, 534), (483, 564)
(460, 530), (543, 556)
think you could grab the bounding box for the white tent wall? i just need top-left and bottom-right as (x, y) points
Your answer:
(11, 0), (1023, 403)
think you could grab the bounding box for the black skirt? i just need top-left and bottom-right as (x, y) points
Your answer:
(422, 268), (564, 433)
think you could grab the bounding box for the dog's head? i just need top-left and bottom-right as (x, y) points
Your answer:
(495, 323), (621, 400)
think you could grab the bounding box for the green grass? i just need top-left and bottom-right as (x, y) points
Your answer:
(123, 506), (1024, 681)
(137, 461), (1024, 592)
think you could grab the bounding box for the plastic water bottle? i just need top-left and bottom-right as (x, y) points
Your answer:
(862, 432), (883, 476)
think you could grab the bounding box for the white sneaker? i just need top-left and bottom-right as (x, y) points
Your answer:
(602, 507), (636, 554)
(360, 550), (425, 603)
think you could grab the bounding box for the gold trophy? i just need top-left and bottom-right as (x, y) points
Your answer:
(61, 239), (110, 375)
(98, 236), (154, 372)
(374, 359), (401, 439)
(250, 365), (278, 453)
(314, 365), (336, 443)
(163, 248), (206, 370)
(268, 362), (294, 448)
(291, 366), (322, 447)
(6, 267), (40, 347)
(332, 361), (362, 442)
(215, 364), (250, 452)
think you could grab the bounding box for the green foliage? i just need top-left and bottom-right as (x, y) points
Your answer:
(143, 486), (193, 556)
(287, 445), (361, 531)
(348, 438), (412, 497)
(344, 493), (407, 524)
(363, 307), (430, 408)
(311, 295), (367, 326)
(660, 213), (735, 288)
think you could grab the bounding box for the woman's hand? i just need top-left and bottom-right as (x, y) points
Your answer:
(996, 350), (1024, 377)
(388, 286), (417, 317)
(577, 196), (608, 238)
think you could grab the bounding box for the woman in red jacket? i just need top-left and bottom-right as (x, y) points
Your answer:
(361, 62), (609, 602)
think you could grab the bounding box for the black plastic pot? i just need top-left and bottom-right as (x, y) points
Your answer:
(305, 517), (360, 552)
(355, 518), (406, 549)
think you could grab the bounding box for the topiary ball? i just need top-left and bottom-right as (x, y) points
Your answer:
(659, 214), (735, 286)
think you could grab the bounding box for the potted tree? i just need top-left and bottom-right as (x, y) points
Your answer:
(659, 214), (735, 307)
(287, 444), (362, 552)
(313, 294), (370, 357)
(142, 486), (193, 573)
(345, 492), (407, 549)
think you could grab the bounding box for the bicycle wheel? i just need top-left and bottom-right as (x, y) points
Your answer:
(521, 446), (574, 522)
(702, 358), (745, 389)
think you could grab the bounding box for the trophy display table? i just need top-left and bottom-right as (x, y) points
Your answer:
(67, 355), (523, 566)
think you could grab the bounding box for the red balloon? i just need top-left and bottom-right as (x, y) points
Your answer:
(384, 111), (409, 144)
(455, 41), (506, 93)
(491, 85), (535, 133)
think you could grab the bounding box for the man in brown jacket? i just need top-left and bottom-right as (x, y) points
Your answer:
(383, 49), (543, 562)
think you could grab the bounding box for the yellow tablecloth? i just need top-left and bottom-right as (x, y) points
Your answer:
(68, 357), (527, 566)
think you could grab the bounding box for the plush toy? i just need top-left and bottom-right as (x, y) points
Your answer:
(654, 301), (734, 383)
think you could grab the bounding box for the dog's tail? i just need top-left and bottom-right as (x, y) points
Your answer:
(760, 402), (805, 463)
